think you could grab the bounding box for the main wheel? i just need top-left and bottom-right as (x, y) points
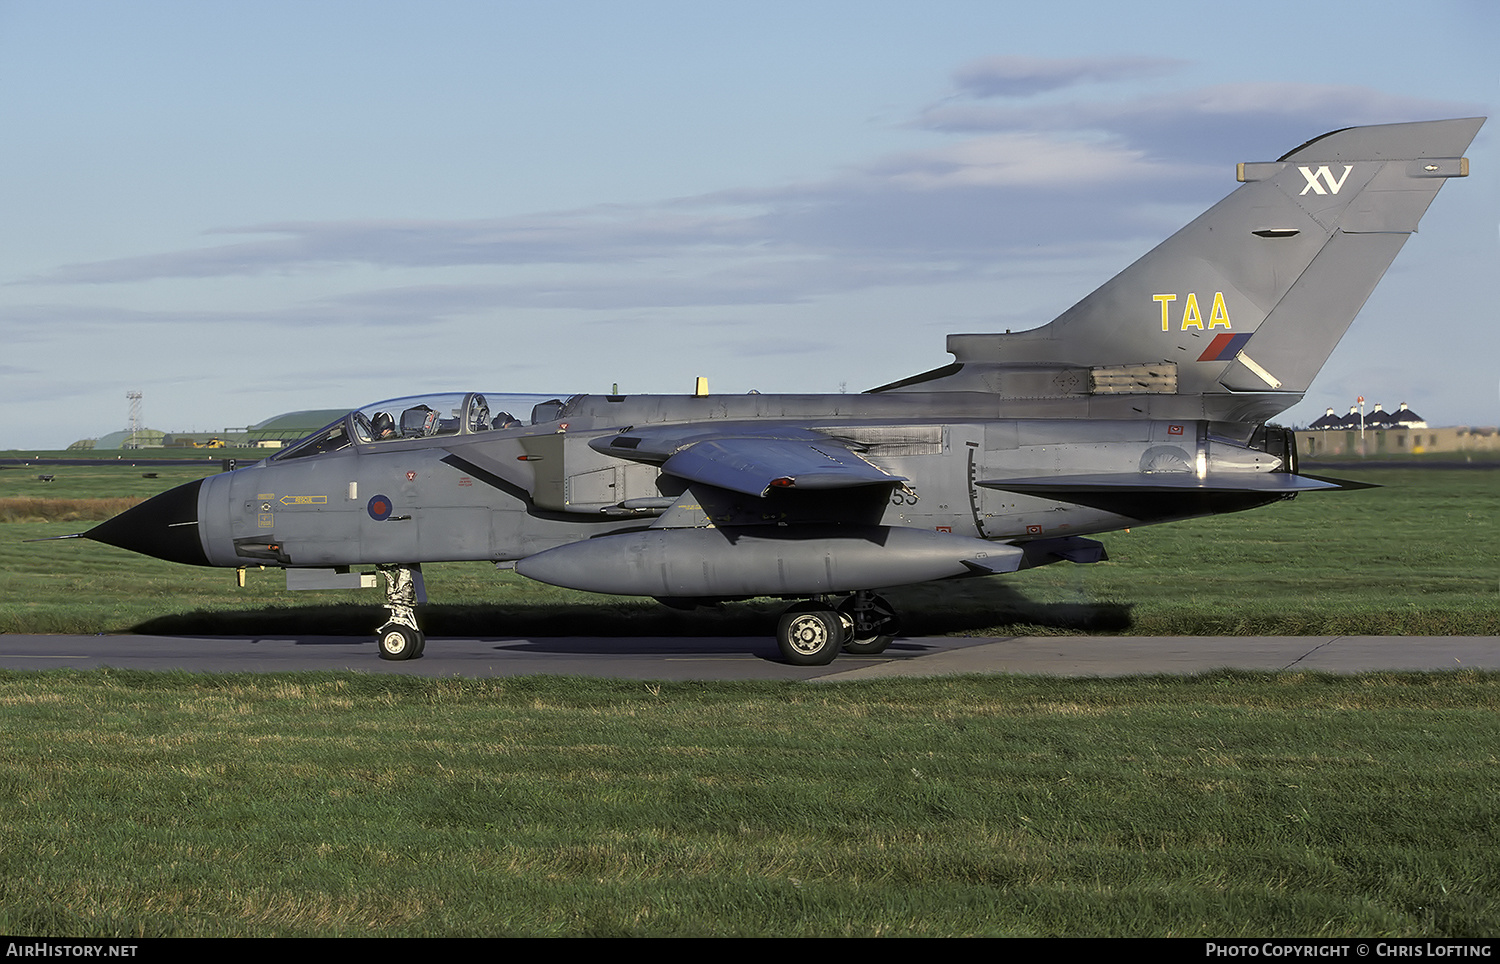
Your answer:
(776, 602), (846, 666)
(842, 632), (895, 656)
(838, 593), (900, 655)
(378, 625), (424, 660)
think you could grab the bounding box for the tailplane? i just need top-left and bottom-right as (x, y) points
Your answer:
(876, 118), (1483, 422)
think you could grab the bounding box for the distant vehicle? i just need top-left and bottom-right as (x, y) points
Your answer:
(74, 118), (1483, 664)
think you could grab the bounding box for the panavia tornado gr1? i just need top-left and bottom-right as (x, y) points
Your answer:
(78, 118), (1483, 664)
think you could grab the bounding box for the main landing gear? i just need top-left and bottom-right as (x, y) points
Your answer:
(775, 590), (901, 666)
(375, 564), (425, 660)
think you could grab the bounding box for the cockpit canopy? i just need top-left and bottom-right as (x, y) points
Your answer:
(272, 392), (568, 461)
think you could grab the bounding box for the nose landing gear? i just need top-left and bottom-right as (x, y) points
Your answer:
(375, 564), (425, 660)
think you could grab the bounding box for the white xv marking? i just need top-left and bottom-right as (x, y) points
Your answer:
(1298, 164), (1353, 195)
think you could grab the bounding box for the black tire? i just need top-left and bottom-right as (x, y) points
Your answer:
(838, 593), (899, 655)
(776, 602), (845, 666)
(378, 625), (423, 660)
(842, 633), (894, 656)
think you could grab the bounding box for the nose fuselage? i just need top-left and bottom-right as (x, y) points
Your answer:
(85, 478), (210, 566)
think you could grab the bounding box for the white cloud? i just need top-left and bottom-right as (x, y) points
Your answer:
(915, 80), (1480, 163)
(950, 56), (1184, 98)
(8, 74), (1482, 340)
(862, 132), (1189, 191)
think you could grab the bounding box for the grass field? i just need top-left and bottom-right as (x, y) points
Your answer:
(2, 464), (1496, 637)
(1, 670), (1497, 937)
(1, 463), (1497, 936)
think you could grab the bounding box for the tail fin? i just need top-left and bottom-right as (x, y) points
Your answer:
(879, 118), (1483, 421)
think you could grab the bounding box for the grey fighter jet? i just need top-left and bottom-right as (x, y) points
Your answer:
(81, 118), (1483, 664)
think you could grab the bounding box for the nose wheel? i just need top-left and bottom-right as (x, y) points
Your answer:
(375, 564), (426, 660)
(377, 623), (425, 660)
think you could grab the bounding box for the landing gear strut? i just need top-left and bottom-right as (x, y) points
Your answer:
(775, 591), (902, 665)
(838, 591), (900, 655)
(375, 564), (425, 660)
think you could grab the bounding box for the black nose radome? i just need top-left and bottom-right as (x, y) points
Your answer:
(86, 479), (210, 567)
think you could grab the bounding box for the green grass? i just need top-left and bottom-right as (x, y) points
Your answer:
(0, 462), (222, 501)
(3, 464), (1497, 937)
(3, 467), (1496, 636)
(0, 448), (265, 462)
(1305, 450), (1500, 464)
(1, 670), (1495, 936)
(924, 466), (1500, 636)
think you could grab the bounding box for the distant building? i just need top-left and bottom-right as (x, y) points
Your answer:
(93, 428), (167, 449)
(1299, 423), (1498, 458)
(72, 407), (349, 451)
(1363, 403), (1395, 429)
(243, 410), (349, 447)
(1309, 408), (1344, 430)
(1328, 405), (1365, 430)
(1302, 401), (1430, 434)
(1296, 400), (1499, 457)
(1387, 402), (1427, 429)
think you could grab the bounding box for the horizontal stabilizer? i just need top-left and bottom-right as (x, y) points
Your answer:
(978, 473), (1354, 495)
(1295, 473), (1379, 491)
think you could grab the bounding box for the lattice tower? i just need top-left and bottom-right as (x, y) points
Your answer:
(126, 391), (143, 449)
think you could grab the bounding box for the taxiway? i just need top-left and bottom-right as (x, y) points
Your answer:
(1, 634), (1496, 681)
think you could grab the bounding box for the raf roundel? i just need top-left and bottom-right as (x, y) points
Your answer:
(367, 495), (394, 521)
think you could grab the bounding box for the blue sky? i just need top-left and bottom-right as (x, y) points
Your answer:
(2, 0), (1495, 449)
